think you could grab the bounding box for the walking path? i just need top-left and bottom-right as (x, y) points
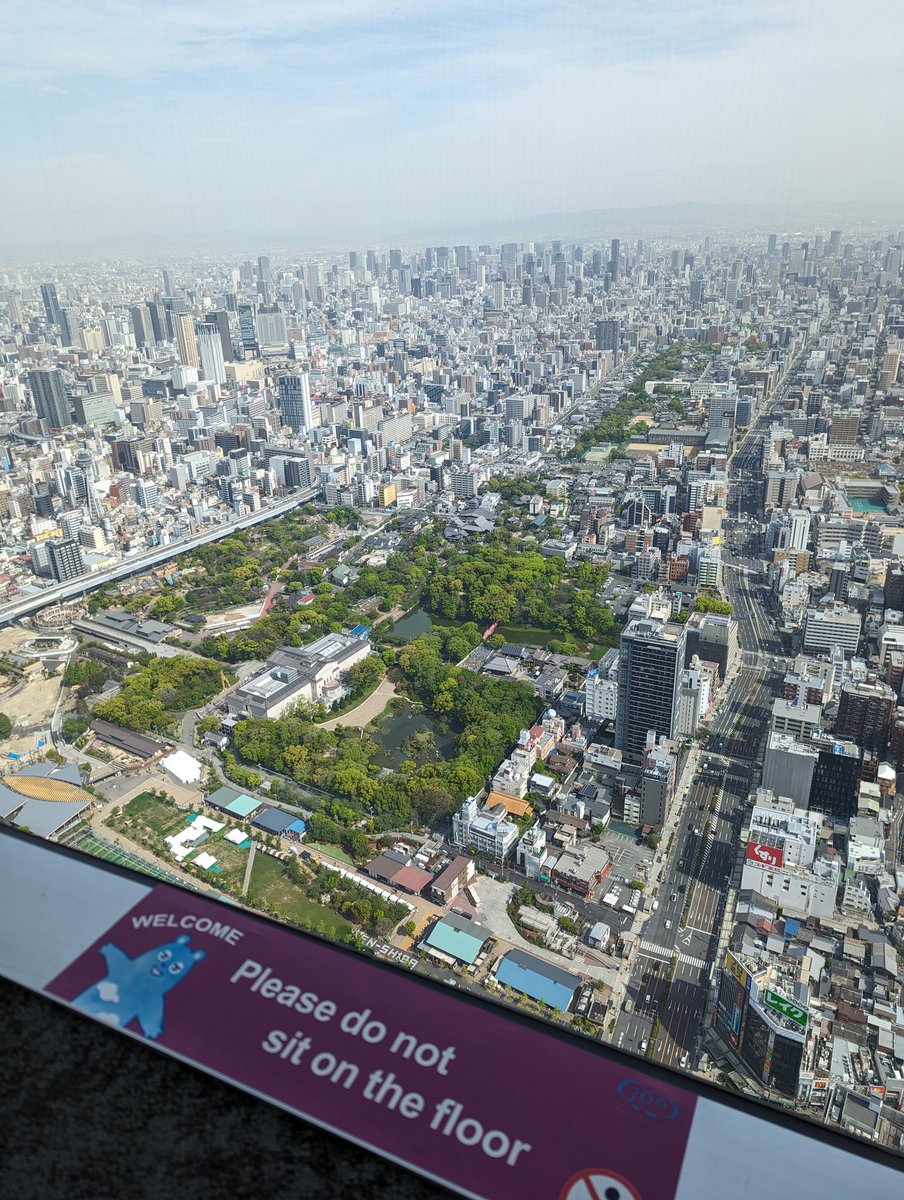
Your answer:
(320, 676), (396, 730)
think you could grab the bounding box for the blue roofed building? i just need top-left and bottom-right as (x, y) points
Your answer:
(495, 949), (583, 1012)
(423, 913), (492, 966)
(252, 806), (307, 839)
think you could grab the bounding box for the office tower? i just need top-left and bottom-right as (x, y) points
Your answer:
(41, 282), (62, 327)
(609, 239), (620, 279)
(238, 303), (257, 353)
(28, 368), (70, 429)
(276, 371), (314, 432)
(196, 321), (226, 386)
(349, 251), (359, 270)
(162, 269), (174, 296)
(58, 308), (77, 346)
(256, 305), (288, 351)
(48, 537), (84, 583)
(257, 255), (272, 286)
(767, 234), (778, 255)
(173, 312), (200, 369)
(828, 229), (842, 256)
(615, 619), (686, 760)
(809, 736), (860, 822)
(595, 319), (619, 353)
(802, 604), (861, 658)
(130, 304), (152, 349)
(207, 310), (233, 362)
(591, 249), (603, 276)
(73, 391), (116, 426)
(6, 291), (23, 326)
(147, 302), (168, 343)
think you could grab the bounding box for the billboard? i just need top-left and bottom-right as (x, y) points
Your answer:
(724, 950), (751, 992)
(762, 988), (808, 1030)
(746, 842), (784, 869)
(5, 829), (904, 1200)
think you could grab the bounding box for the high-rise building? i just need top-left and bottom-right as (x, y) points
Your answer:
(172, 312), (199, 369)
(802, 604), (861, 658)
(47, 537), (84, 582)
(835, 679), (896, 751)
(58, 308), (78, 346)
(238, 303), (257, 353)
(715, 951), (807, 1097)
(594, 319), (619, 353)
(276, 371), (314, 433)
(255, 305), (288, 352)
(28, 368), (70, 429)
(41, 282), (62, 327)
(130, 304), (153, 349)
(196, 322), (227, 386)
(809, 736), (861, 823)
(207, 310), (233, 362)
(615, 619), (686, 760)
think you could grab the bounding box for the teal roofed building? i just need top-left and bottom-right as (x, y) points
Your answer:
(423, 913), (492, 965)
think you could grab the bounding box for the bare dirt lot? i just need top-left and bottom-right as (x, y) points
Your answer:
(0, 627), (64, 754)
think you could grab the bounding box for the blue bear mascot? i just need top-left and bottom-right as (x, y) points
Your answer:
(73, 934), (204, 1039)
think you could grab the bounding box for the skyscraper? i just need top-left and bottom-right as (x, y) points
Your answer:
(173, 312), (200, 369)
(130, 304), (153, 349)
(196, 321), (226, 386)
(595, 318), (620, 353)
(276, 371), (314, 433)
(41, 282), (62, 327)
(615, 619), (686, 760)
(207, 310), (233, 362)
(28, 368), (71, 429)
(238, 303), (257, 353)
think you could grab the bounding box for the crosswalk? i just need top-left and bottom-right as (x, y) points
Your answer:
(638, 940), (708, 971)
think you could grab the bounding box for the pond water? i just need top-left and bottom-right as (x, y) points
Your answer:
(370, 703), (455, 766)
(389, 606), (435, 639)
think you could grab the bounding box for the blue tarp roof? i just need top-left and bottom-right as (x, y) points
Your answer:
(495, 949), (582, 1012)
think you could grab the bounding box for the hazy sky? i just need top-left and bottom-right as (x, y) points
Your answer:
(2, 0), (901, 249)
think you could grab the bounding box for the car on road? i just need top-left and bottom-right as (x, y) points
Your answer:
(665, 920), (672, 930)
(670, 893), (677, 902)
(639, 1039), (648, 1052)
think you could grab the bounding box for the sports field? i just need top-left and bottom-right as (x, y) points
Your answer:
(71, 832), (194, 888)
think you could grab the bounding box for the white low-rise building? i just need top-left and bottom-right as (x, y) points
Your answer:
(741, 856), (840, 920)
(452, 796), (519, 861)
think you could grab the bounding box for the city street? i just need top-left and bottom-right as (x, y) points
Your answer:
(611, 338), (817, 1072)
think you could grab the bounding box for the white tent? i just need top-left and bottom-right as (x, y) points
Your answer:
(160, 749), (203, 786)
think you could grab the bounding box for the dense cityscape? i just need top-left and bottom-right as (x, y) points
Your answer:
(1, 225), (904, 1158)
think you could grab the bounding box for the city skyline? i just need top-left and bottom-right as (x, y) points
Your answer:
(2, 1), (902, 254)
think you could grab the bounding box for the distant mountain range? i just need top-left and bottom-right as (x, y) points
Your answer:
(3, 199), (902, 262)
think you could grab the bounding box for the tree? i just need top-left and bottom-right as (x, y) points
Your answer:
(693, 594), (733, 616)
(0, 712), (12, 739)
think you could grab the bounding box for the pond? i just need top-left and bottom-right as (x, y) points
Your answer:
(389, 605), (435, 639)
(369, 702), (456, 767)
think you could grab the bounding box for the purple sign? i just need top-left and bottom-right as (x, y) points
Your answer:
(48, 884), (695, 1200)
